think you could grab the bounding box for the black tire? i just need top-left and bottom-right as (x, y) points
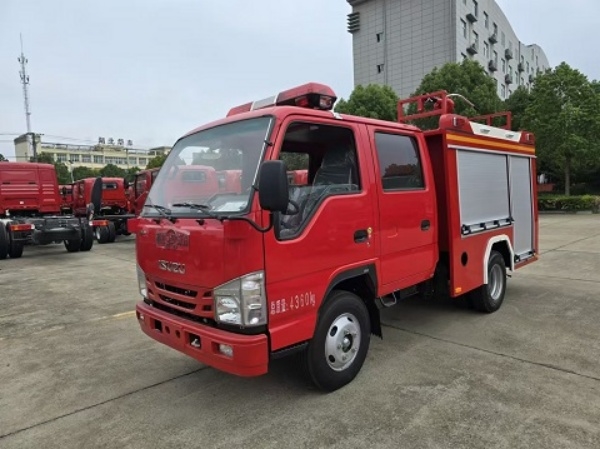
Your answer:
(303, 290), (371, 392)
(95, 226), (110, 244)
(468, 250), (507, 313)
(0, 226), (9, 260)
(64, 238), (81, 253)
(80, 223), (94, 251)
(8, 239), (24, 259)
(107, 222), (116, 243)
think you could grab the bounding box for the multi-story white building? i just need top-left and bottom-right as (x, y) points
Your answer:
(347, 0), (551, 100)
(13, 134), (170, 170)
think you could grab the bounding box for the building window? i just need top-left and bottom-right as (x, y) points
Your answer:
(484, 42), (489, 58)
(494, 50), (498, 64)
(69, 154), (80, 162)
(461, 19), (467, 38)
(473, 31), (479, 48)
(376, 32), (383, 42)
(501, 85), (506, 98)
(128, 157), (137, 165)
(501, 31), (505, 46)
(484, 12), (489, 28)
(493, 23), (498, 36)
(376, 64), (384, 73)
(93, 155), (104, 164)
(526, 61), (530, 72)
(509, 41), (513, 52)
(521, 77), (525, 85)
(82, 155), (91, 163)
(56, 154), (67, 162)
(461, 53), (467, 61)
(139, 158), (147, 166)
(473, 0), (478, 17)
(501, 58), (506, 73)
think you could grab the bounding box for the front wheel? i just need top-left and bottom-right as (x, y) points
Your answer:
(303, 290), (371, 392)
(468, 250), (507, 313)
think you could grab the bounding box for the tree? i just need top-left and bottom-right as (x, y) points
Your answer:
(411, 59), (504, 120)
(146, 154), (167, 169)
(99, 163), (125, 178)
(32, 152), (55, 164)
(54, 163), (72, 185)
(522, 62), (600, 195)
(334, 84), (399, 121)
(504, 86), (532, 131)
(0, 153), (6, 162)
(73, 166), (99, 181)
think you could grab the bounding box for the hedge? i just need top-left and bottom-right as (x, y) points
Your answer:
(538, 195), (600, 213)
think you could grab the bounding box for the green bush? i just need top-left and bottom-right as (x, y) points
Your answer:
(538, 195), (600, 213)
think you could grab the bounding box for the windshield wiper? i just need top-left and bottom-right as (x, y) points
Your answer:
(172, 202), (210, 210)
(143, 202), (176, 223)
(171, 202), (221, 220)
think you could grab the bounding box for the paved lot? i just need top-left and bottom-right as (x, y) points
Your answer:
(1, 215), (599, 448)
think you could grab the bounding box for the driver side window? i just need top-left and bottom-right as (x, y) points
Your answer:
(276, 122), (360, 240)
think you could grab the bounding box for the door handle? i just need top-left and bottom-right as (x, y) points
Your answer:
(354, 229), (368, 243)
(421, 219), (430, 231)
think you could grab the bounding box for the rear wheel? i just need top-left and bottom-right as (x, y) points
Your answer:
(95, 226), (110, 244)
(0, 226), (9, 260)
(468, 250), (507, 313)
(64, 238), (81, 253)
(107, 222), (116, 243)
(80, 223), (94, 251)
(303, 290), (371, 392)
(8, 235), (24, 259)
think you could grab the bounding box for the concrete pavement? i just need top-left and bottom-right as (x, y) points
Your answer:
(1, 215), (599, 448)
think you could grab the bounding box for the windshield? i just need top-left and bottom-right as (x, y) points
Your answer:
(144, 116), (273, 218)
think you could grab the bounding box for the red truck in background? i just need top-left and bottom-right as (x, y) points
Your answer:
(131, 83), (539, 392)
(0, 163), (97, 259)
(66, 177), (136, 243)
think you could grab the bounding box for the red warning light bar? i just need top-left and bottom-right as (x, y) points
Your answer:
(227, 82), (337, 117)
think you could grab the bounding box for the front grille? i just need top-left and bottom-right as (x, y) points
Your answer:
(158, 294), (195, 310)
(149, 277), (213, 320)
(148, 299), (217, 327)
(155, 282), (197, 298)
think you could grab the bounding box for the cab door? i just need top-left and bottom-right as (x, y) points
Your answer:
(369, 127), (437, 291)
(262, 116), (379, 351)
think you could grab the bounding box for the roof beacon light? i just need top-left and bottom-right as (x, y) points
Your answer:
(227, 82), (337, 117)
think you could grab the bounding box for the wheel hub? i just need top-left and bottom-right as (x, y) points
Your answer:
(325, 313), (361, 372)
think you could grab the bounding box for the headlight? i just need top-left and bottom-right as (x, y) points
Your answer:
(214, 271), (267, 326)
(137, 265), (148, 298)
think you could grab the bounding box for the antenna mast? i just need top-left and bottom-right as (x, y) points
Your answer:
(18, 34), (35, 160)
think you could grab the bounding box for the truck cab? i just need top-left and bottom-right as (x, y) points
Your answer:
(133, 83), (538, 391)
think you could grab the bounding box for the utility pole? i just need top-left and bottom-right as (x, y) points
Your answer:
(18, 34), (34, 160)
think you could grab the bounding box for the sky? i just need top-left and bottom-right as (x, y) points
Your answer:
(0, 0), (598, 160)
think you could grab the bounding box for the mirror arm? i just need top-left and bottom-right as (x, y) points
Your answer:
(222, 213), (274, 233)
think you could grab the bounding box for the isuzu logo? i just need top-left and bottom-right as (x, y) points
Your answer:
(158, 260), (186, 274)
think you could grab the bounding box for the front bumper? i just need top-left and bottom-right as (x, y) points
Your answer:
(136, 301), (269, 377)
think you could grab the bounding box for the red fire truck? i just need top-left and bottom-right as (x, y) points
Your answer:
(131, 83), (538, 391)
(0, 163), (98, 258)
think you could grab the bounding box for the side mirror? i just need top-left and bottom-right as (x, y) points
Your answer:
(258, 161), (289, 213)
(123, 178), (130, 190)
(61, 187), (67, 197)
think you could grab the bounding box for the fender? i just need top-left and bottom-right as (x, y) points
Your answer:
(483, 235), (514, 284)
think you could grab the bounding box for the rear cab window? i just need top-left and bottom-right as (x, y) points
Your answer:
(373, 132), (425, 191)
